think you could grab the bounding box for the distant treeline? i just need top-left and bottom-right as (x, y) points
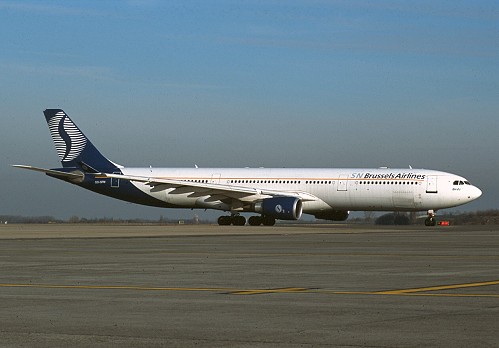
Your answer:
(440, 210), (499, 225)
(0, 215), (59, 224)
(1, 210), (499, 225)
(0, 215), (207, 225)
(373, 210), (499, 225)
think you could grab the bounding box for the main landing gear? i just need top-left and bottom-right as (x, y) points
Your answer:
(248, 215), (276, 226)
(217, 214), (276, 226)
(217, 215), (246, 226)
(425, 210), (437, 226)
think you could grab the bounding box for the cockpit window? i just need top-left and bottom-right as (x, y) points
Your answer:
(453, 180), (470, 185)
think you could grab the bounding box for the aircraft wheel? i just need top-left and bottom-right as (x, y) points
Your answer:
(217, 216), (232, 226)
(232, 215), (246, 226)
(248, 216), (262, 226)
(424, 217), (436, 226)
(262, 216), (276, 226)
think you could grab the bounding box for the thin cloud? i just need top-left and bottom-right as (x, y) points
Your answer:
(0, 1), (107, 17)
(0, 60), (224, 90)
(0, 61), (116, 81)
(162, 31), (498, 59)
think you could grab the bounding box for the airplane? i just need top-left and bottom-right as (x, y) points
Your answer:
(14, 109), (482, 226)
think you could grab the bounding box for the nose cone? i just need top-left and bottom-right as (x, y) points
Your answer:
(469, 186), (482, 201)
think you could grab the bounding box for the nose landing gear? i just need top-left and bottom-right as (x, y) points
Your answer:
(425, 210), (437, 226)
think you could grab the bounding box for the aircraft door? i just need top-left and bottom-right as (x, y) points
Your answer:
(337, 174), (348, 191)
(111, 172), (120, 188)
(426, 175), (438, 193)
(210, 173), (221, 184)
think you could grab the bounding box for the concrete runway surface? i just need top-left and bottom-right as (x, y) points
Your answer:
(0, 223), (498, 347)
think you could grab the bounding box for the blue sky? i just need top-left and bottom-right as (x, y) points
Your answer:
(1, 0), (498, 220)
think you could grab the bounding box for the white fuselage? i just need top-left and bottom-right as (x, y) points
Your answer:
(118, 167), (482, 215)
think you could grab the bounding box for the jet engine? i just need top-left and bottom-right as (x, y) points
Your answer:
(314, 210), (350, 221)
(254, 197), (303, 220)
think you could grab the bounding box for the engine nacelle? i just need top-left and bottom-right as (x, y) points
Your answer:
(254, 197), (303, 220)
(314, 210), (350, 221)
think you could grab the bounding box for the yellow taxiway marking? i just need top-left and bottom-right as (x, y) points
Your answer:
(374, 279), (499, 295)
(231, 287), (309, 295)
(1, 281), (498, 298)
(317, 290), (499, 298)
(0, 283), (235, 292)
(314, 279), (499, 298)
(0, 283), (310, 295)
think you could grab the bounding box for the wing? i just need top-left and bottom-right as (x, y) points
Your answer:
(98, 172), (319, 204)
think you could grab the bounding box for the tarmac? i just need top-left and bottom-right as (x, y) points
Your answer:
(0, 223), (498, 347)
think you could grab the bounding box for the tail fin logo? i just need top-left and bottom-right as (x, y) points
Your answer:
(47, 111), (87, 162)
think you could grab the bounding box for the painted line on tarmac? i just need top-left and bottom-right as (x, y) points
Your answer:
(0, 283), (311, 295)
(373, 279), (499, 295)
(231, 287), (310, 295)
(1, 282), (498, 298)
(318, 290), (499, 298)
(317, 279), (499, 298)
(0, 283), (236, 293)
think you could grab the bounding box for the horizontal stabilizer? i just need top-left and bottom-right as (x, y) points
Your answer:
(12, 165), (85, 181)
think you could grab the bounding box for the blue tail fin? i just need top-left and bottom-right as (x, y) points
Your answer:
(44, 109), (120, 173)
